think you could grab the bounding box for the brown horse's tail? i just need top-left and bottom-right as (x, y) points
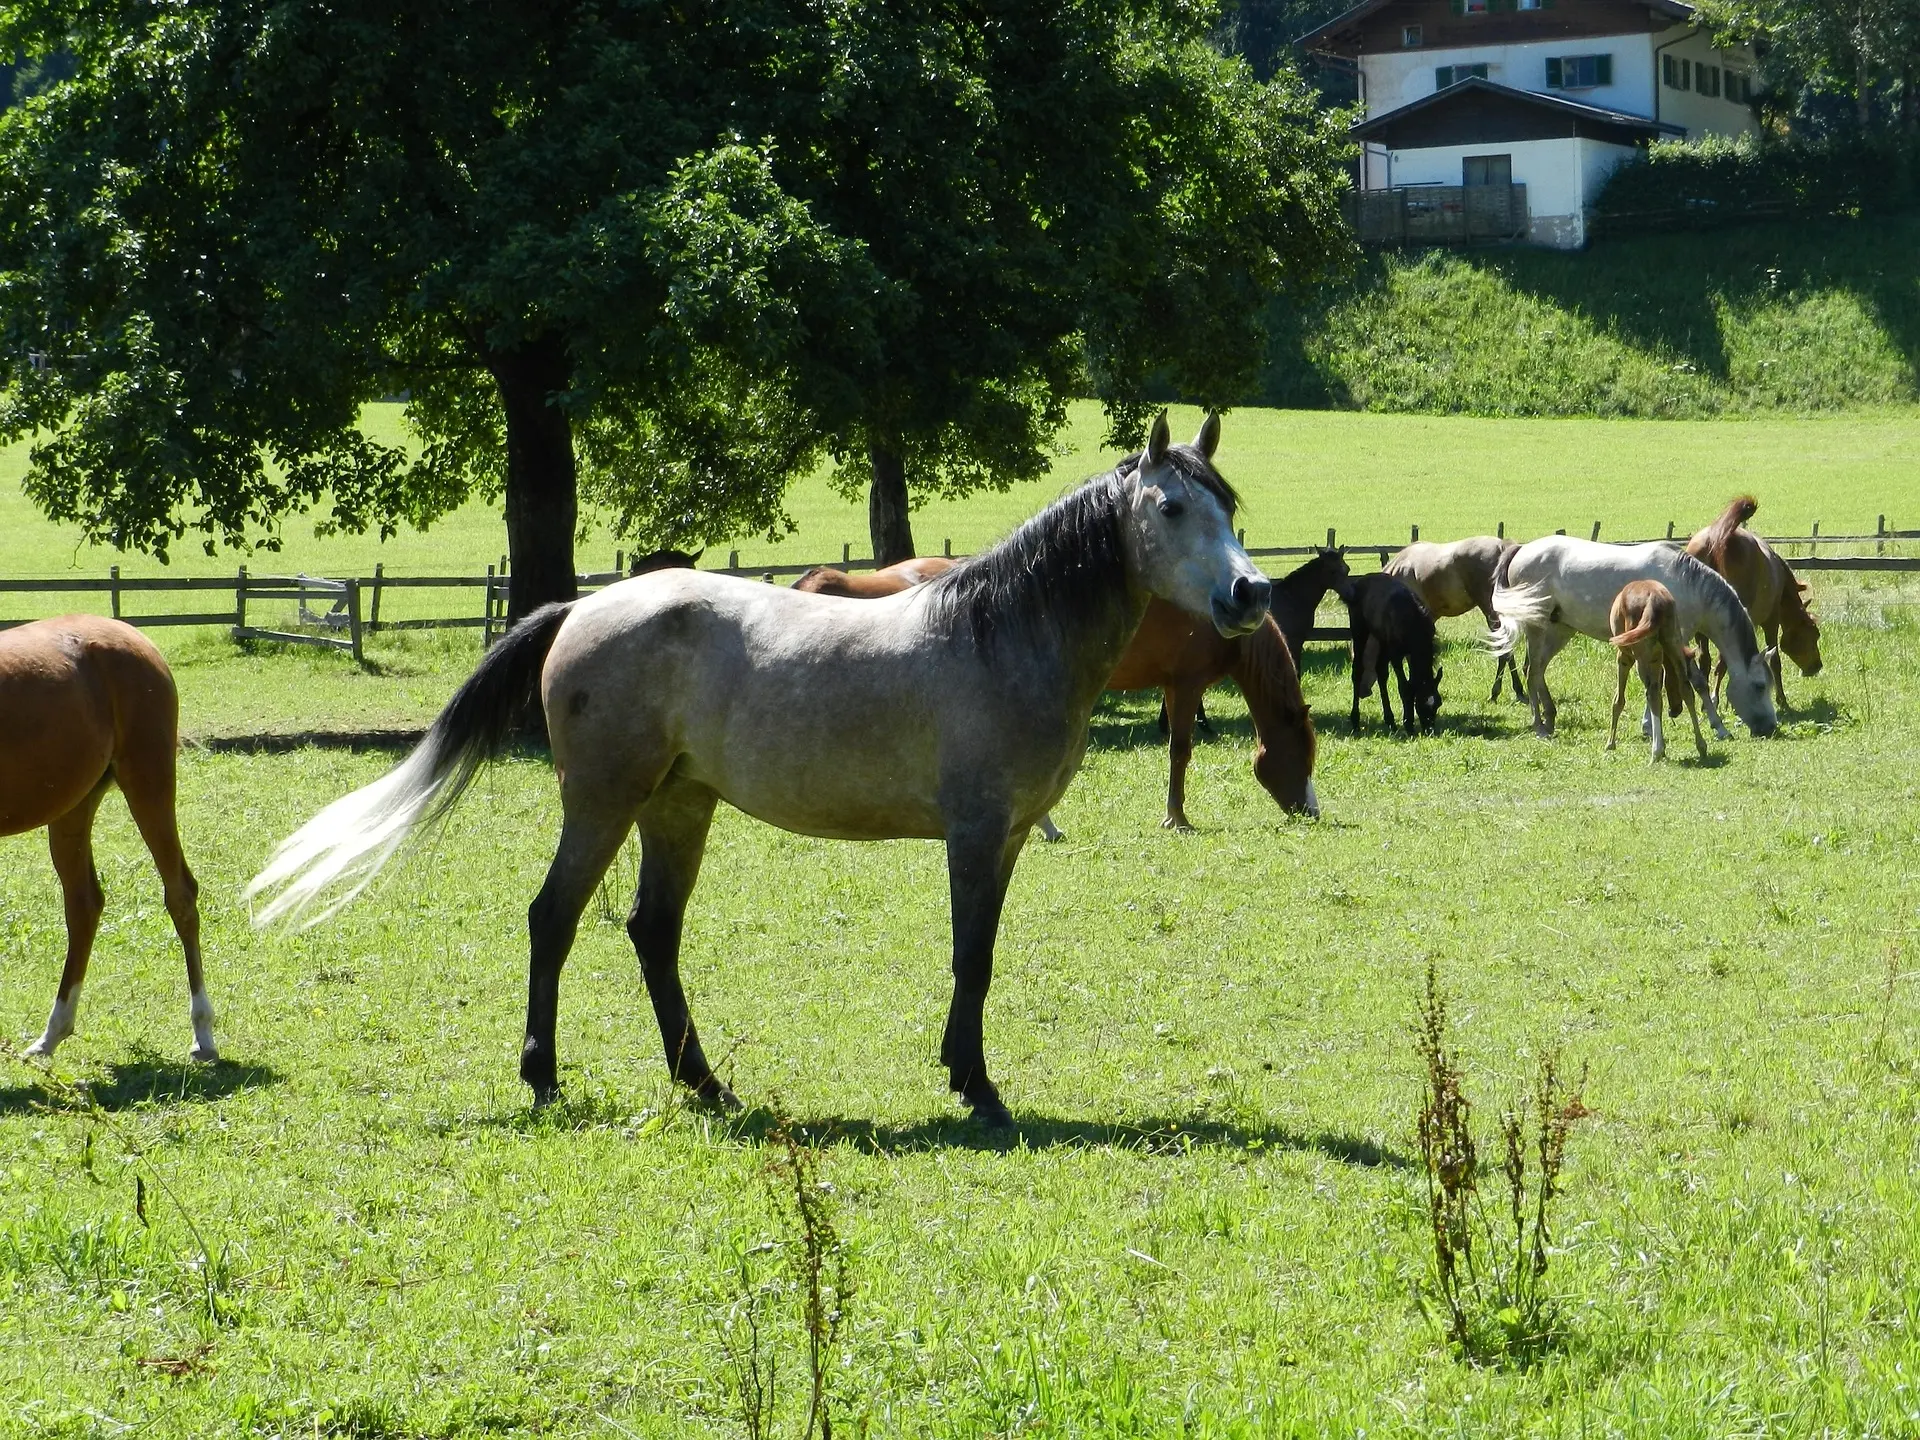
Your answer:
(1704, 495), (1758, 570)
(1611, 613), (1656, 649)
(1231, 615), (1317, 815)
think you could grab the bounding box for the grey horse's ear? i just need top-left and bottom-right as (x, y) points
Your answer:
(1144, 411), (1170, 466)
(1193, 412), (1221, 460)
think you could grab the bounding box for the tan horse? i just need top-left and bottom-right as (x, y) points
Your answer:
(796, 558), (1318, 829)
(1685, 496), (1823, 710)
(1385, 537), (1522, 702)
(1607, 580), (1707, 761)
(2, 616), (214, 1061)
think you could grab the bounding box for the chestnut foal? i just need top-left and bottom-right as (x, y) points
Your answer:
(1607, 581), (1708, 762)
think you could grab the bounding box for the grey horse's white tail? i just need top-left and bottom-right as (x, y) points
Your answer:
(247, 602), (574, 928)
(1485, 579), (1558, 657)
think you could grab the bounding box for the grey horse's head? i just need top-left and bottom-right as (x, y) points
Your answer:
(1122, 412), (1270, 637)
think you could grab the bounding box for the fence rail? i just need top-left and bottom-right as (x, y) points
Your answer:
(2, 521), (1913, 656)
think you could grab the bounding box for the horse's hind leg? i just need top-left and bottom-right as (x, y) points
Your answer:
(1607, 656), (1629, 751)
(116, 732), (215, 1062)
(25, 781), (110, 1058)
(1638, 652), (1667, 760)
(626, 776), (735, 1109)
(520, 794), (640, 1105)
(940, 820), (1026, 1128)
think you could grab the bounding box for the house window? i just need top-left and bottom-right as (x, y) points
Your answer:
(1463, 154), (1512, 187)
(1436, 63), (1489, 89)
(1726, 71), (1752, 103)
(1460, 0), (1489, 13)
(1403, 24), (1424, 46)
(1663, 54), (1688, 89)
(1546, 54), (1612, 89)
(1697, 63), (1721, 97)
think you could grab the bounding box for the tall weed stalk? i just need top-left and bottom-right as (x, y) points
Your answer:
(1414, 962), (1587, 1364)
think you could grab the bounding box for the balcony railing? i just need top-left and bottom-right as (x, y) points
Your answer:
(1344, 183), (1529, 244)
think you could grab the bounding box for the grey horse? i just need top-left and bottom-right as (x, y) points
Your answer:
(250, 413), (1270, 1127)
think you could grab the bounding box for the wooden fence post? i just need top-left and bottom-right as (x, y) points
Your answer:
(234, 566), (248, 637)
(1666, 521), (1674, 539)
(615, 549), (623, 575)
(1811, 521), (1820, 557)
(346, 578), (364, 665)
(945, 537), (953, 557)
(1877, 514), (1886, 556)
(109, 564), (121, 619)
(483, 564), (496, 647)
(1325, 526), (1336, 550)
(728, 550), (740, 570)
(1410, 523), (1418, 543)
(1496, 521), (1504, 539)
(842, 542), (851, 564)
(370, 562), (384, 630)
(1590, 521), (1601, 541)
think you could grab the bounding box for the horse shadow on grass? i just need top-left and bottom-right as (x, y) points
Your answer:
(0, 1049), (283, 1116)
(722, 1106), (1411, 1168)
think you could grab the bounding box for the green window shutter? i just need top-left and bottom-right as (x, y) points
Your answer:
(1597, 54), (1613, 85)
(1546, 57), (1563, 87)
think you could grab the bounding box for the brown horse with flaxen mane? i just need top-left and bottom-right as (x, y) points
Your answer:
(3, 616), (215, 1062)
(798, 555), (1317, 829)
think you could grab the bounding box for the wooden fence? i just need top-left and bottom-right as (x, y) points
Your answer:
(2, 519), (1914, 657)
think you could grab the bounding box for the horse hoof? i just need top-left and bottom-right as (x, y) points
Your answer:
(189, 1044), (219, 1064)
(695, 1078), (744, 1114)
(1161, 816), (1194, 833)
(967, 1096), (1014, 1129)
(22, 1039), (52, 1060)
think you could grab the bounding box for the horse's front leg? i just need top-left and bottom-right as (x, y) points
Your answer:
(1765, 620), (1788, 709)
(940, 820), (1026, 1128)
(520, 797), (638, 1105)
(1688, 652), (1731, 740)
(1162, 681), (1205, 831)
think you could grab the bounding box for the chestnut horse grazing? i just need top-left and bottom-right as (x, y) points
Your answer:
(1607, 581), (1707, 762)
(251, 413), (1271, 1127)
(795, 562), (1318, 829)
(2, 616), (214, 1062)
(1385, 537), (1522, 702)
(1685, 496), (1823, 709)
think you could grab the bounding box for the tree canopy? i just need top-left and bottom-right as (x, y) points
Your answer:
(1699, 0), (1920, 132)
(0, 3), (1354, 612)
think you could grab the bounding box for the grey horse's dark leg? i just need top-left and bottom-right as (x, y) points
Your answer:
(627, 778), (736, 1109)
(520, 808), (636, 1104)
(940, 822), (1026, 1128)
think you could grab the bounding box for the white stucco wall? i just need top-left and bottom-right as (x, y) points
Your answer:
(1363, 35), (1655, 120)
(1380, 135), (1640, 248)
(1361, 28), (1760, 141)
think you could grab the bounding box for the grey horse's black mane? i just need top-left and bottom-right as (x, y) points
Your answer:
(926, 443), (1238, 652)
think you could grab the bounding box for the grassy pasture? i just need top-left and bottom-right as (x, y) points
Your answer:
(2, 411), (1920, 1435)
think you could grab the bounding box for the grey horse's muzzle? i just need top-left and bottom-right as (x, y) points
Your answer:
(1212, 573), (1271, 637)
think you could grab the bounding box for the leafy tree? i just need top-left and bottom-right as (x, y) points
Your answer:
(0, 3), (1353, 605)
(1700, 0), (1920, 132)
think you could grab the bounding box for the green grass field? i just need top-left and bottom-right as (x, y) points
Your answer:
(3, 412), (1920, 1436)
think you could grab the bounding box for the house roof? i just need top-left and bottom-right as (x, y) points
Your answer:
(1299, 0), (1695, 54)
(1350, 77), (1686, 146)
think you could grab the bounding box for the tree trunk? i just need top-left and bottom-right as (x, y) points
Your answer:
(486, 334), (580, 625)
(867, 439), (916, 567)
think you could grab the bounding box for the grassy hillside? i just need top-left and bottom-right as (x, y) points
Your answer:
(1265, 214), (1920, 417)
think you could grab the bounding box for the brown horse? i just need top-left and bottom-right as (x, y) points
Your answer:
(1385, 537), (1523, 702)
(2, 616), (214, 1061)
(795, 556), (1318, 829)
(1685, 496), (1823, 710)
(1607, 580), (1707, 762)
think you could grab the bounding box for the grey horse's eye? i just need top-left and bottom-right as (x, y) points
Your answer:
(1159, 499), (1185, 519)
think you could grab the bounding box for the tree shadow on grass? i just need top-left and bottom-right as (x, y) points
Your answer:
(724, 1106), (1412, 1168)
(0, 1050), (283, 1116)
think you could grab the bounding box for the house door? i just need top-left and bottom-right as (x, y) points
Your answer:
(1463, 154), (1512, 187)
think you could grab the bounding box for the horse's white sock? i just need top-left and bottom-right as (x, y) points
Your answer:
(189, 991), (218, 1063)
(27, 986), (81, 1057)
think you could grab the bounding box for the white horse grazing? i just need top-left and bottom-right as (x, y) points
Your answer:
(249, 413), (1271, 1129)
(1488, 536), (1777, 741)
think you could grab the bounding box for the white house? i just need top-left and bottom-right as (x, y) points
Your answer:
(1304, 0), (1761, 247)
